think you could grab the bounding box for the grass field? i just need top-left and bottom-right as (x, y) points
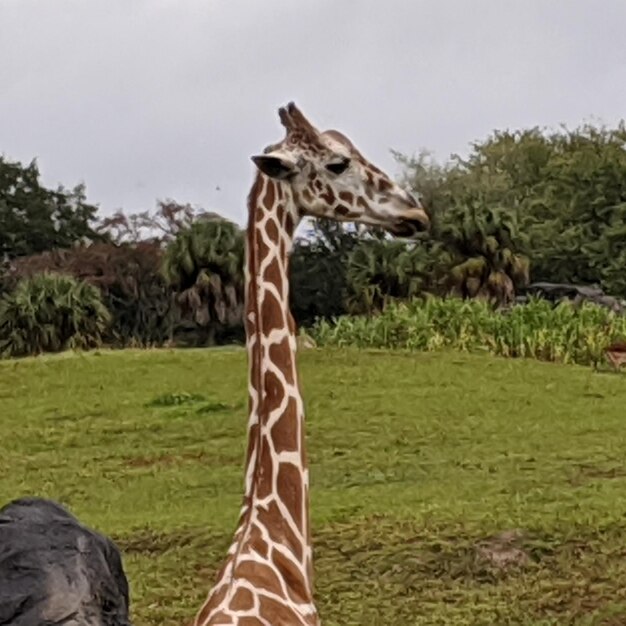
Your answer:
(1, 348), (625, 625)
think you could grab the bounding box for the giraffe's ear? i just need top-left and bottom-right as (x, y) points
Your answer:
(251, 154), (296, 180)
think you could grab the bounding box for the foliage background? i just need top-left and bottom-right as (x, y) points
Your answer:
(1, 122), (625, 356)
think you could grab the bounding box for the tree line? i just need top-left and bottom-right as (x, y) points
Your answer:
(0, 121), (625, 356)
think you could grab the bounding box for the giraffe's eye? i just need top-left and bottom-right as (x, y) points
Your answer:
(325, 158), (350, 175)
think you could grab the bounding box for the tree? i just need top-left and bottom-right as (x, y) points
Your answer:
(290, 218), (359, 325)
(97, 200), (219, 245)
(0, 156), (102, 258)
(392, 149), (453, 223)
(590, 203), (626, 299)
(162, 216), (245, 345)
(438, 204), (529, 305)
(397, 121), (626, 300)
(527, 125), (626, 293)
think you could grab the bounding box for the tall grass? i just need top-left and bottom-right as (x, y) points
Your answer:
(311, 297), (626, 367)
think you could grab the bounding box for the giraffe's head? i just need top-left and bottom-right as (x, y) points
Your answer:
(251, 102), (430, 237)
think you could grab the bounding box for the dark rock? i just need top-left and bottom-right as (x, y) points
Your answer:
(0, 497), (130, 626)
(523, 282), (626, 314)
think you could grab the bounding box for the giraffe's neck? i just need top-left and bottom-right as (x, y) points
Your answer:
(195, 174), (316, 625)
(241, 174), (311, 563)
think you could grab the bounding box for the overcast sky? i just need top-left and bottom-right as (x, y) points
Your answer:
(1, 0), (625, 225)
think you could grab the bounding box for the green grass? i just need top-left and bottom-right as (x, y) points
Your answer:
(0, 348), (625, 625)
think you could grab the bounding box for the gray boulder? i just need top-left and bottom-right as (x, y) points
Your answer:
(523, 282), (626, 314)
(0, 497), (130, 626)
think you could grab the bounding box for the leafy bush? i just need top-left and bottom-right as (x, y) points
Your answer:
(311, 297), (626, 367)
(0, 273), (110, 357)
(345, 237), (440, 314)
(5, 242), (175, 347)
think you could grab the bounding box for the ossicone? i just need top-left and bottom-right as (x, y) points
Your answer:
(277, 101), (318, 138)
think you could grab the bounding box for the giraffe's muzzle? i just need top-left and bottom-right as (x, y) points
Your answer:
(389, 208), (431, 237)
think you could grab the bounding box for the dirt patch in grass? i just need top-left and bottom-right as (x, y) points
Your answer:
(314, 517), (626, 624)
(123, 451), (210, 469)
(575, 462), (626, 479)
(115, 527), (207, 555)
(475, 529), (530, 570)
(568, 461), (626, 486)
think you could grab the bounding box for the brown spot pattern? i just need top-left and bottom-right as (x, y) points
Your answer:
(247, 524), (270, 560)
(244, 423), (259, 474)
(263, 257), (284, 300)
(268, 337), (294, 385)
(265, 218), (279, 245)
(196, 584), (227, 623)
(284, 211), (295, 236)
(260, 292), (284, 334)
(378, 177), (392, 191)
(277, 464), (303, 533)
(230, 587), (255, 611)
(263, 370), (283, 407)
(239, 617), (264, 626)
(272, 549), (310, 604)
(258, 595), (303, 625)
(234, 560), (284, 596)
(255, 229), (272, 267)
(321, 187), (335, 205)
(287, 312), (296, 336)
(270, 398), (300, 453)
(257, 501), (303, 564)
(262, 179), (276, 210)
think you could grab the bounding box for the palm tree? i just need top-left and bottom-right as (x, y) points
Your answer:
(162, 216), (244, 345)
(438, 204), (529, 306)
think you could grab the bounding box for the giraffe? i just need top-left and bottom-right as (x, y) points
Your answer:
(194, 102), (429, 626)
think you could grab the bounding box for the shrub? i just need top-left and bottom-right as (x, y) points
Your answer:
(5, 242), (175, 347)
(345, 237), (441, 314)
(311, 297), (626, 367)
(0, 273), (110, 357)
